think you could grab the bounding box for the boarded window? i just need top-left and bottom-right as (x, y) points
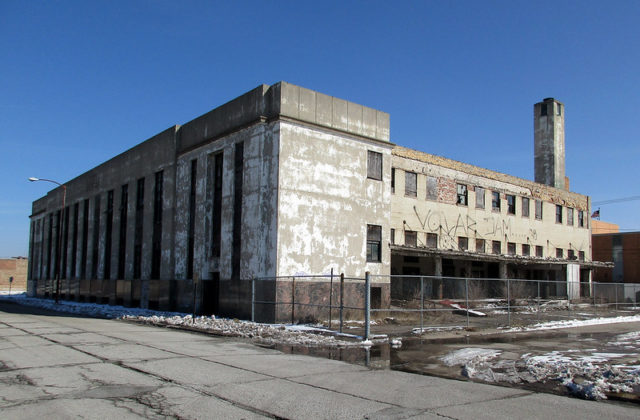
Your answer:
(556, 248), (563, 258)
(366, 225), (382, 262)
(535, 200), (543, 220)
(151, 170), (164, 279)
(456, 184), (468, 206)
(458, 236), (468, 251)
(522, 244), (530, 256)
(522, 197), (530, 218)
(405, 230), (417, 247)
(426, 176), (437, 200)
(476, 238), (485, 253)
(507, 242), (516, 255)
(405, 172), (417, 197)
(427, 233), (438, 248)
(104, 190), (114, 280)
(391, 168), (395, 193)
(476, 186), (485, 209)
(492, 191), (501, 211)
(367, 151), (382, 180)
(555, 205), (563, 223)
(536, 245), (543, 257)
(492, 241), (501, 255)
(567, 207), (574, 226)
(507, 195), (516, 215)
(578, 210), (584, 227)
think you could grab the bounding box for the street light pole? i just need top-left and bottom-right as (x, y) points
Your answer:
(29, 177), (66, 304)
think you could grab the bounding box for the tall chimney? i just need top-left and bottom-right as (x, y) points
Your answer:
(534, 98), (566, 189)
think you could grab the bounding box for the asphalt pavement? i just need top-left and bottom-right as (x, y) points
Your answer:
(0, 301), (637, 419)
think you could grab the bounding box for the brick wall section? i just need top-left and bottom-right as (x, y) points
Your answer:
(437, 178), (456, 203)
(0, 258), (27, 291)
(393, 146), (589, 210)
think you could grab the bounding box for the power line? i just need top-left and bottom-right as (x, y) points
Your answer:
(592, 196), (640, 206)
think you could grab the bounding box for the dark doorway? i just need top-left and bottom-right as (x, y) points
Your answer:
(371, 286), (382, 309)
(201, 273), (220, 315)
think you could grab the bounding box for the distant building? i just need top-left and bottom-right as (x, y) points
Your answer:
(0, 257), (28, 292)
(27, 84), (608, 320)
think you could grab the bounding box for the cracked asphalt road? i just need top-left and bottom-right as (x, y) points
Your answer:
(0, 301), (638, 419)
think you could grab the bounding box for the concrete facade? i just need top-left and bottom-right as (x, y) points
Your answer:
(534, 98), (566, 189)
(28, 84), (603, 319)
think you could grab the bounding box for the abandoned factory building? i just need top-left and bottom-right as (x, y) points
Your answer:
(27, 83), (605, 320)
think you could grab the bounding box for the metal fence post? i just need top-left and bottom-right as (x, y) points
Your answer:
(420, 276), (424, 334)
(339, 273), (344, 334)
(594, 281), (597, 315)
(364, 272), (371, 341)
(537, 280), (540, 320)
(329, 268), (334, 328)
(507, 278), (511, 328)
(291, 276), (296, 324)
(251, 278), (255, 322)
(465, 277), (469, 329)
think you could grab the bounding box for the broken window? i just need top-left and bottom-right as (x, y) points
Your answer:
(367, 151), (382, 181)
(535, 200), (543, 220)
(492, 240), (501, 255)
(557, 103), (562, 116)
(536, 245), (544, 258)
(492, 191), (501, 211)
(426, 176), (437, 200)
(578, 210), (584, 227)
(541, 103), (547, 116)
(567, 207), (574, 226)
(405, 171), (417, 197)
(556, 248), (563, 258)
(522, 244), (530, 256)
(507, 242), (516, 255)
(522, 197), (530, 218)
(579, 251), (585, 261)
(405, 230), (417, 247)
(476, 239), (485, 253)
(456, 184), (468, 206)
(426, 233), (438, 248)
(555, 205), (562, 224)
(366, 225), (382, 262)
(391, 168), (395, 194)
(568, 249), (575, 260)
(476, 186), (485, 209)
(458, 236), (468, 251)
(507, 194), (516, 215)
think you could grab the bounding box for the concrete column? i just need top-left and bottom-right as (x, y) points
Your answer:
(499, 262), (508, 279)
(434, 256), (443, 299)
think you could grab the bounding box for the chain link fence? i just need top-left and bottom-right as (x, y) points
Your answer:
(251, 274), (640, 340)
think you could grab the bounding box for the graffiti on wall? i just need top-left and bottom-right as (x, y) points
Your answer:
(411, 206), (537, 247)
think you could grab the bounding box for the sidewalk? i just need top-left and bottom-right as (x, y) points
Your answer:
(0, 301), (637, 419)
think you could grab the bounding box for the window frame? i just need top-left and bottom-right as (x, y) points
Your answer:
(456, 184), (468, 206)
(475, 238), (485, 253)
(506, 194), (516, 215)
(458, 236), (468, 251)
(492, 191), (501, 212)
(405, 230), (417, 247)
(535, 200), (543, 220)
(366, 151), (383, 181)
(555, 205), (563, 224)
(475, 186), (485, 209)
(366, 224), (382, 263)
(426, 176), (437, 201)
(522, 197), (530, 218)
(405, 171), (417, 197)
(492, 240), (501, 255)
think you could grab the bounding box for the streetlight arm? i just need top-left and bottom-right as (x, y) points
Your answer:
(29, 177), (63, 187)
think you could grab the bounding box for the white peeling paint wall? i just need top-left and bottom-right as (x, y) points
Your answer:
(276, 121), (392, 278)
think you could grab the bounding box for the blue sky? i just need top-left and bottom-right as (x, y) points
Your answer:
(1, 1), (639, 257)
